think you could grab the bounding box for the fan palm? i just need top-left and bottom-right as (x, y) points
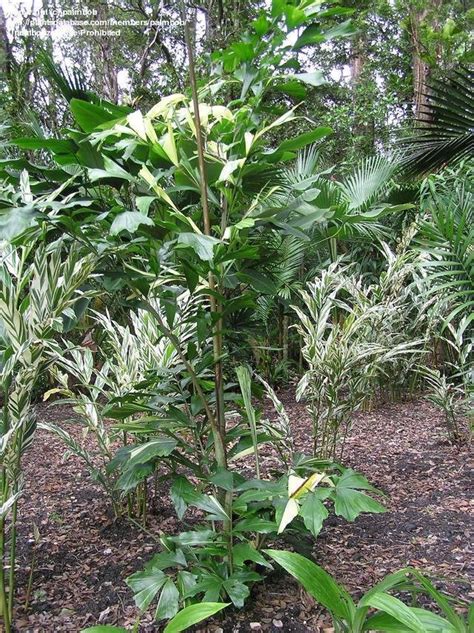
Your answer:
(401, 66), (474, 175)
(37, 49), (95, 103)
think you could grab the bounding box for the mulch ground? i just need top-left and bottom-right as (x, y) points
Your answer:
(12, 393), (473, 632)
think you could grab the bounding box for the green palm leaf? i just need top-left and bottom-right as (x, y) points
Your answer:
(402, 67), (474, 175)
(338, 155), (397, 212)
(418, 183), (474, 325)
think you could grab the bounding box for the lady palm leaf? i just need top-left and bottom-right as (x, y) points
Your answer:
(402, 67), (474, 175)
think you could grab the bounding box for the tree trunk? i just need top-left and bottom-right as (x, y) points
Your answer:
(409, 1), (442, 121)
(350, 33), (374, 154)
(97, 3), (118, 102)
(0, 5), (13, 78)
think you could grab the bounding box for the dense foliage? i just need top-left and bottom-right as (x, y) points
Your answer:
(0, 0), (472, 631)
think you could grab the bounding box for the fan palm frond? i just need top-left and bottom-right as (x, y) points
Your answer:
(401, 66), (474, 175)
(338, 155), (397, 211)
(283, 144), (323, 187)
(37, 49), (96, 103)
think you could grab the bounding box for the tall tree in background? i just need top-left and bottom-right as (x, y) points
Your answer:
(407, 0), (443, 121)
(1, 0), (472, 158)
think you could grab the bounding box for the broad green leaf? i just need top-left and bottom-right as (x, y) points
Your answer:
(0, 205), (38, 240)
(299, 492), (329, 537)
(278, 498), (299, 533)
(222, 577), (251, 607)
(129, 439), (177, 465)
(292, 71), (327, 87)
(88, 156), (134, 182)
(116, 462), (153, 492)
(70, 98), (127, 132)
(209, 468), (236, 492)
(136, 196), (156, 214)
(274, 80), (307, 100)
(80, 627), (128, 633)
(218, 158), (246, 183)
(272, 127), (332, 154)
(336, 469), (380, 492)
(110, 211), (154, 235)
(170, 475), (200, 519)
(294, 20), (357, 50)
(126, 566), (167, 612)
(232, 543), (273, 569)
(145, 550), (187, 572)
(192, 494), (229, 521)
(333, 469), (385, 522)
(284, 4), (306, 29)
(253, 14), (270, 36)
(177, 233), (220, 261)
(359, 593), (425, 633)
(113, 438), (177, 471)
(265, 550), (354, 621)
(334, 487), (386, 521)
(163, 603), (229, 633)
(363, 608), (458, 632)
(13, 138), (76, 153)
(155, 578), (180, 621)
(170, 529), (216, 546)
(233, 516), (277, 533)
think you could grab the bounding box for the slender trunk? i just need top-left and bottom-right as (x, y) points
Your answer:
(183, 2), (233, 571)
(0, 518), (10, 633)
(183, 11), (226, 465)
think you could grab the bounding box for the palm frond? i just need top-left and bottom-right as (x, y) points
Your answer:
(418, 182), (474, 325)
(38, 49), (96, 103)
(401, 67), (474, 175)
(338, 155), (397, 211)
(261, 233), (305, 297)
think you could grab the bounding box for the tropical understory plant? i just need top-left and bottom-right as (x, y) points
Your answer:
(294, 253), (424, 460)
(122, 436), (386, 625)
(1, 2), (472, 632)
(0, 240), (96, 632)
(267, 550), (473, 633)
(40, 289), (204, 521)
(415, 167), (473, 441)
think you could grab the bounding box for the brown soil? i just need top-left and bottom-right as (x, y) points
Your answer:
(12, 395), (473, 632)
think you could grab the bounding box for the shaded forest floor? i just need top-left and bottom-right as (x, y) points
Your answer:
(13, 395), (473, 632)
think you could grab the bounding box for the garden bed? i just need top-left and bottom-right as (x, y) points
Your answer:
(14, 396), (473, 632)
